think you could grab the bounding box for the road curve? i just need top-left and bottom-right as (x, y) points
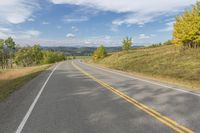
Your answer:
(0, 60), (199, 133)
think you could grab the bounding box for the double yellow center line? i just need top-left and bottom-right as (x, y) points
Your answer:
(72, 61), (194, 133)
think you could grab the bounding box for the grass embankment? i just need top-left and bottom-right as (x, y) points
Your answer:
(95, 45), (200, 91)
(0, 64), (51, 101)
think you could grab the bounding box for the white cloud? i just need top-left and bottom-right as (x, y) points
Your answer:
(28, 18), (35, 22)
(25, 30), (41, 37)
(71, 26), (79, 32)
(66, 33), (75, 38)
(112, 13), (158, 26)
(15, 35), (120, 47)
(50, 0), (196, 25)
(0, 0), (39, 24)
(81, 35), (119, 46)
(159, 21), (175, 32)
(139, 34), (155, 39)
(139, 34), (150, 39)
(84, 40), (92, 45)
(62, 6), (99, 23)
(0, 27), (41, 39)
(0, 28), (12, 38)
(63, 15), (88, 22)
(42, 21), (49, 25)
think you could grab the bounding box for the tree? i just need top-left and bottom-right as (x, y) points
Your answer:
(92, 45), (107, 61)
(122, 37), (133, 51)
(173, 2), (200, 48)
(42, 51), (65, 64)
(5, 37), (16, 67)
(15, 47), (33, 67)
(163, 40), (172, 45)
(30, 44), (43, 65)
(0, 39), (4, 68)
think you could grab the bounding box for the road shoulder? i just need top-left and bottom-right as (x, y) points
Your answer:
(83, 61), (200, 95)
(0, 65), (55, 133)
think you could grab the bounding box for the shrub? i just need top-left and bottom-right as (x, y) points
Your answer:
(92, 45), (107, 61)
(122, 37), (133, 51)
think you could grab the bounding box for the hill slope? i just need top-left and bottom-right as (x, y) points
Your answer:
(97, 45), (200, 90)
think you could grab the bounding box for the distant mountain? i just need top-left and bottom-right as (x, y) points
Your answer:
(41, 46), (143, 56)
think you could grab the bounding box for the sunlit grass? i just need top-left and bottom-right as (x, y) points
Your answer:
(0, 64), (51, 101)
(96, 45), (200, 91)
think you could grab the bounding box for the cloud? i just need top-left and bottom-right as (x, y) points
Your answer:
(112, 13), (161, 26)
(71, 26), (79, 32)
(28, 18), (35, 22)
(25, 30), (40, 37)
(139, 34), (150, 39)
(0, 0), (39, 24)
(139, 34), (155, 39)
(0, 27), (41, 39)
(42, 21), (49, 25)
(15, 35), (120, 47)
(66, 33), (75, 38)
(159, 21), (175, 32)
(62, 6), (100, 23)
(50, 0), (196, 25)
(63, 15), (88, 22)
(81, 35), (119, 46)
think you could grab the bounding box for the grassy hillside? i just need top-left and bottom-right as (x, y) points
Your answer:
(0, 65), (51, 101)
(96, 45), (200, 90)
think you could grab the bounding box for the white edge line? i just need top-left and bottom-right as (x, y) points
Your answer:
(78, 60), (200, 97)
(15, 63), (60, 133)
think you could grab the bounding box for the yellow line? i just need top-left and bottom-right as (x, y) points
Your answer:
(72, 61), (194, 133)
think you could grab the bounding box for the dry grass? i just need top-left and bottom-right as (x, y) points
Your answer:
(95, 45), (200, 92)
(0, 65), (51, 101)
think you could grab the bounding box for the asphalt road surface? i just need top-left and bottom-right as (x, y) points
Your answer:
(0, 60), (200, 133)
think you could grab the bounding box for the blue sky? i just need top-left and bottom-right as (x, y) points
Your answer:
(0, 0), (197, 47)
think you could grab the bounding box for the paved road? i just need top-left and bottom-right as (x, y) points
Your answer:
(0, 60), (200, 133)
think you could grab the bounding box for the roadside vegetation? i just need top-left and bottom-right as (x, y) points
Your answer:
(92, 45), (107, 61)
(92, 2), (200, 90)
(122, 37), (133, 51)
(0, 65), (50, 100)
(0, 38), (66, 68)
(0, 37), (66, 100)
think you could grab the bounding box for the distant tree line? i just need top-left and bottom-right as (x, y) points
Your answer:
(0, 37), (66, 69)
(147, 40), (173, 48)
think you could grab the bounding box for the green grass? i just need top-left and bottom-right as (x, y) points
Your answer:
(0, 65), (51, 101)
(95, 45), (200, 91)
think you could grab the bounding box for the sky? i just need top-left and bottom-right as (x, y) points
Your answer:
(0, 0), (197, 47)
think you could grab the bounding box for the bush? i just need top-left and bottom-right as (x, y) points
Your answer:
(42, 51), (65, 64)
(92, 45), (107, 61)
(122, 37), (133, 51)
(15, 45), (66, 66)
(163, 40), (172, 45)
(15, 45), (43, 67)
